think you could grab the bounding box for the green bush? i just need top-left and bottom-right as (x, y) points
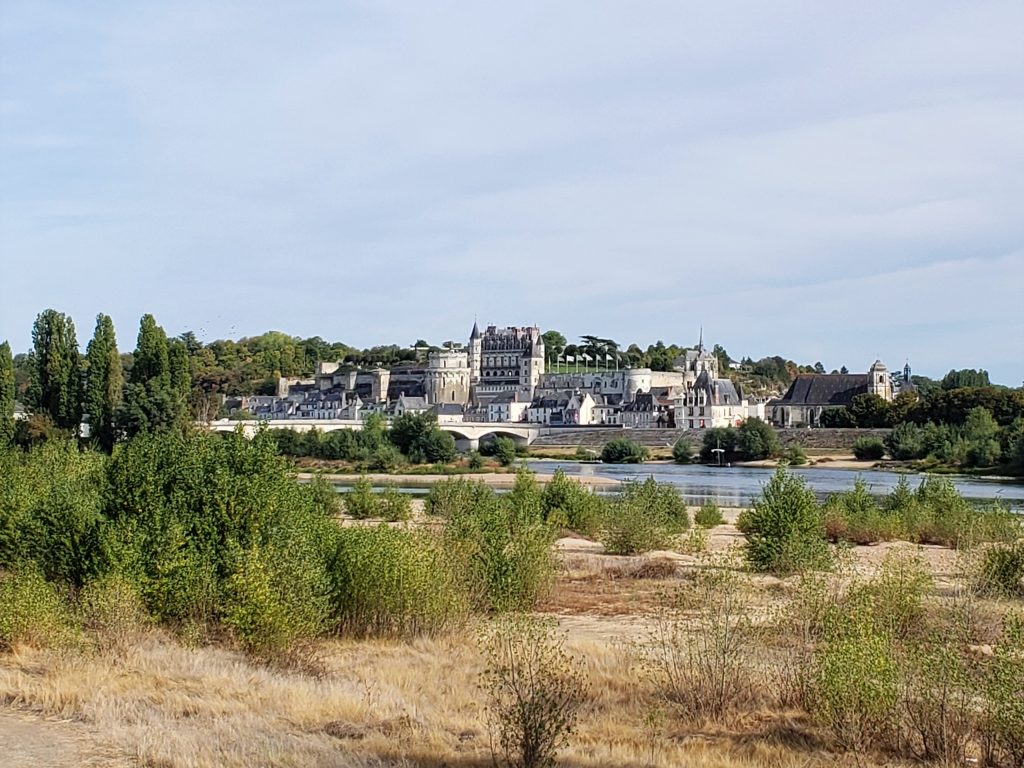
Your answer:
(378, 485), (413, 522)
(672, 438), (694, 464)
(444, 490), (555, 612)
(0, 569), (73, 650)
(224, 543), (330, 661)
(541, 469), (604, 536)
(342, 476), (379, 519)
(694, 500), (724, 528)
(783, 445), (807, 466)
(79, 573), (150, 650)
(853, 437), (886, 461)
(822, 477), (896, 545)
(425, 477), (498, 518)
(744, 467), (830, 574)
(600, 437), (648, 464)
(982, 615), (1024, 768)
(975, 542), (1024, 598)
(494, 437), (519, 467)
(735, 417), (779, 460)
(467, 450), (484, 470)
(481, 615), (588, 768)
(329, 525), (468, 637)
(600, 478), (688, 555)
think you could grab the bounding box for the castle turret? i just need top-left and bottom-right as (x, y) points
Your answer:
(468, 321), (482, 384)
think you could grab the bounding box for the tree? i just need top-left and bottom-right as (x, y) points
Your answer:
(962, 406), (1001, 467)
(0, 341), (14, 446)
(942, 368), (990, 390)
(83, 314), (123, 451)
(743, 467), (829, 574)
(712, 344), (732, 371)
(600, 437), (648, 464)
(28, 309), (81, 431)
(542, 330), (567, 360)
(120, 314), (185, 437)
(700, 427), (738, 463)
(847, 394), (893, 428)
(735, 418), (779, 460)
(672, 437), (694, 464)
(814, 362), (826, 374)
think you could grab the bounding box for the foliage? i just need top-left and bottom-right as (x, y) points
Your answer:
(744, 467), (830, 574)
(671, 437), (694, 464)
(982, 615), (1024, 768)
(467, 450), (484, 470)
(699, 427), (738, 463)
(694, 500), (724, 528)
(0, 341), (14, 446)
(782, 444), (808, 465)
(494, 436), (519, 466)
(442, 480), (555, 612)
(541, 469), (604, 536)
(120, 314), (188, 438)
(342, 476), (379, 519)
(644, 566), (758, 719)
(481, 615), (588, 768)
(600, 437), (648, 464)
(378, 485), (413, 522)
(83, 314), (123, 452)
(852, 437), (885, 461)
(823, 477), (895, 545)
(962, 406), (1002, 467)
(847, 393), (893, 428)
(0, 440), (107, 587)
(975, 542), (1024, 598)
(28, 308), (82, 431)
(0, 568), (72, 650)
(942, 368), (990, 390)
(390, 412), (456, 463)
(78, 572), (150, 651)
(600, 477), (688, 555)
(329, 525), (468, 637)
(735, 417), (779, 460)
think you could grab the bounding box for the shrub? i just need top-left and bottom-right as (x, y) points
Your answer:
(443, 489), (556, 612)
(467, 450), (484, 470)
(481, 615), (588, 768)
(981, 615), (1024, 768)
(329, 525), (468, 637)
(367, 442), (403, 471)
(853, 437), (886, 461)
(223, 542), (330, 662)
(885, 422), (925, 460)
(342, 476), (379, 519)
(305, 473), (341, 517)
(600, 478), (688, 555)
(693, 500), (724, 528)
(644, 567), (759, 719)
(0, 569), (72, 650)
(744, 467), (830, 574)
(79, 573), (150, 651)
(700, 427), (737, 463)
(600, 437), (648, 464)
(494, 437), (519, 467)
(541, 469), (604, 537)
(822, 478), (896, 545)
(899, 641), (974, 765)
(378, 485), (413, 522)
(505, 468), (544, 521)
(810, 625), (899, 753)
(425, 477), (497, 518)
(783, 445), (807, 465)
(735, 417), (779, 460)
(975, 542), (1024, 598)
(671, 438), (694, 464)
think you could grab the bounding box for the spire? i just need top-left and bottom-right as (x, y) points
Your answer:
(698, 325), (704, 351)
(470, 318), (480, 341)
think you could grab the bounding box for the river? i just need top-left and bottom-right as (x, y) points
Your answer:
(525, 460), (1024, 511)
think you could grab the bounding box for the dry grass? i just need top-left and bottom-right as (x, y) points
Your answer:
(0, 520), (1014, 768)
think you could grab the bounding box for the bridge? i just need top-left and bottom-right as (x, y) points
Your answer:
(206, 419), (541, 449)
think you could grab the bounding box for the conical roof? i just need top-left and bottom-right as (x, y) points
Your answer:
(470, 320), (480, 340)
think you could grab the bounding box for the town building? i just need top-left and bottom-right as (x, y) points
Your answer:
(469, 322), (545, 405)
(768, 360), (895, 427)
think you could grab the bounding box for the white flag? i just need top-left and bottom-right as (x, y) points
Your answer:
(606, 353), (613, 362)
(582, 353), (592, 361)
(565, 355), (575, 362)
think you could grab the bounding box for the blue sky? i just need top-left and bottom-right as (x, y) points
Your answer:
(2, 1), (1022, 384)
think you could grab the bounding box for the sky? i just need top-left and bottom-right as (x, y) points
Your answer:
(1, 1), (1022, 384)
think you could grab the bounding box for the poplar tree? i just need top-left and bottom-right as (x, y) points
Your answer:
(28, 309), (82, 431)
(121, 314), (187, 436)
(84, 314), (123, 451)
(0, 341), (15, 446)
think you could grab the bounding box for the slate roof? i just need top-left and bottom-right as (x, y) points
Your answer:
(774, 374), (871, 406)
(432, 403), (465, 416)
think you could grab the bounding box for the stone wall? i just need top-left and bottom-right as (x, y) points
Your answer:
(533, 427), (891, 451)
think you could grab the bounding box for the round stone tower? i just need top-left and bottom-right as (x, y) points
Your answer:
(425, 349), (471, 405)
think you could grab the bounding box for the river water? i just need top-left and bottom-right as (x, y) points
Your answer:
(526, 460), (1024, 511)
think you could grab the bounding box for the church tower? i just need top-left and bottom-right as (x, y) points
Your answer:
(868, 360), (893, 400)
(468, 320), (482, 384)
(523, 331), (545, 391)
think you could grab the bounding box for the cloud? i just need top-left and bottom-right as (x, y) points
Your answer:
(1, 1), (1022, 384)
